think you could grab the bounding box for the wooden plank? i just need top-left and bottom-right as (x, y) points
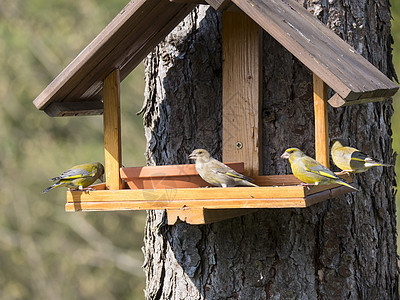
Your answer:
(33, 0), (197, 113)
(67, 186), (309, 202)
(305, 185), (355, 206)
(103, 69), (122, 190)
(120, 162), (244, 178)
(169, 0), (207, 3)
(328, 93), (392, 108)
(65, 183), (356, 212)
(44, 100), (103, 117)
(65, 198), (310, 212)
(222, 11), (262, 177)
(167, 208), (206, 224)
(167, 208), (259, 224)
(66, 176), (354, 203)
(313, 73), (329, 167)
(204, 0), (231, 10)
(232, 0), (398, 105)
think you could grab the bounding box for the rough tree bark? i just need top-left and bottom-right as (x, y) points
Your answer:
(140, 2), (398, 299)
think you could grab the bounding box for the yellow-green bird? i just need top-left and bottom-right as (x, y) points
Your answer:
(281, 148), (358, 191)
(42, 162), (104, 194)
(188, 149), (258, 187)
(331, 138), (393, 174)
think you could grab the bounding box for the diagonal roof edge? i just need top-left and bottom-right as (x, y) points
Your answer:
(33, 0), (398, 116)
(33, 0), (197, 113)
(232, 0), (397, 104)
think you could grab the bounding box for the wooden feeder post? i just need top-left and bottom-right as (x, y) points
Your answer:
(222, 10), (262, 176)
(313, 73), (329, 167)
(103, 69), (123, 190)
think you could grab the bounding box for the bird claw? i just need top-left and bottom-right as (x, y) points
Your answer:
(84, 187), (96, 193)
(337, 170), (351, 176)
(300, 183), (314, 190)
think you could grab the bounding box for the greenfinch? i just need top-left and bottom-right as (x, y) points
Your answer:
(42, 162), (104, 193)
(331, 139), (393, 174)
(188, 149), (258, 187)
(281, 148), (358, 191)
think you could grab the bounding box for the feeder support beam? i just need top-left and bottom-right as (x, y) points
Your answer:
(222, 11), (262, 177)
(103, 69), (123, 190)
(313, 73), (329, 168)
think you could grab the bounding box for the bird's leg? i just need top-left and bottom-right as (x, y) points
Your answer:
(299, 182), (315, 190)
(336, 170), (351, 176)
(83, 187), (97, 193)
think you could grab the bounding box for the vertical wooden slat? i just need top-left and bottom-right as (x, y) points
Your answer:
(313, 73), (329, 167)
(103, 69), (123, 190)
(222, 11), (262, 177)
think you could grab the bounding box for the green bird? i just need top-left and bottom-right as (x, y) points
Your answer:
(188, 149), (258, 187)
(331, 138), (393, 174)
(281, 147), (358, 191)
(42, 162), (104, 194)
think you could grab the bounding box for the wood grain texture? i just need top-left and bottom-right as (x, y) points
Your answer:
(65, 183), (355, 213)
(44, 100), (103, 117)
(65, 173), (355, 203)
(313, 73), (329, 167)
(170, 0), (207, 3)
(167, 208), (259, 224)
(231, 0), (398, 105)
(103, 69), (122, 190)
(120, 162), (244, 178)
(121, 162), (244, 189)
(328, 94), (391, 108)
(67, 185), (309, 202)
(222, 11), (262, 177)
(204, 0), (231, 10)
(33, 0), (197, 114)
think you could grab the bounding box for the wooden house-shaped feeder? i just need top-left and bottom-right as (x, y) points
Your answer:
(34, 0), (398, 224)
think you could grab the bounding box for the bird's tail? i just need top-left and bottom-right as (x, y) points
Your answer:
(365, 162), (393, 168)
(336, 180), (359, 192)
(42, 182), (64, 194)
(242, 180), (259, 187)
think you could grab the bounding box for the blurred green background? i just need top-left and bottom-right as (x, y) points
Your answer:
(391, 2), (400, 255)
(1, 1), (400, 299)
(0, 1), (146, 299)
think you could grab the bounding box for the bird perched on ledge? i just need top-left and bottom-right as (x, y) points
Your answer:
(331, 138), (393, 174)
(188, 149), (258, 188)
(42, 162), (104, 194)
(281, 147), (358, 191)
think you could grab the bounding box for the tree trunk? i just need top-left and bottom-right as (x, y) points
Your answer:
(141, 2), (398, 299)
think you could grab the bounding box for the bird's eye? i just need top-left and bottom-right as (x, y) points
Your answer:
(288, 150), (293, 153)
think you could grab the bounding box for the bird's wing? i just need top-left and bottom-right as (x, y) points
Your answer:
(210, 159), (254, 182)
(350, 150), (369, 163)
(303, 157), (339, 180)
(55, 167), (93, 181)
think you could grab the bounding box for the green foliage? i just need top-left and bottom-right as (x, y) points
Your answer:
(0, 0), (146, 299)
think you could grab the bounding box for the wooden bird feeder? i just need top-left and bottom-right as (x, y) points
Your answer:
(34, 0), (398, 224)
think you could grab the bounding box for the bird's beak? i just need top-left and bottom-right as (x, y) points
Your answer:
(188, 153), (196, 160)
(281, 152), (290, 159)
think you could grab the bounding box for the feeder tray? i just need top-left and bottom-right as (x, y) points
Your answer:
(65, 164), (355, 224)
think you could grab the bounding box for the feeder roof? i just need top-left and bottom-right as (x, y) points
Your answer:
(33, 0), (398, 117)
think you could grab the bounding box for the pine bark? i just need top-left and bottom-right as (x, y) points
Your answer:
(141, 2), (398, 299)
